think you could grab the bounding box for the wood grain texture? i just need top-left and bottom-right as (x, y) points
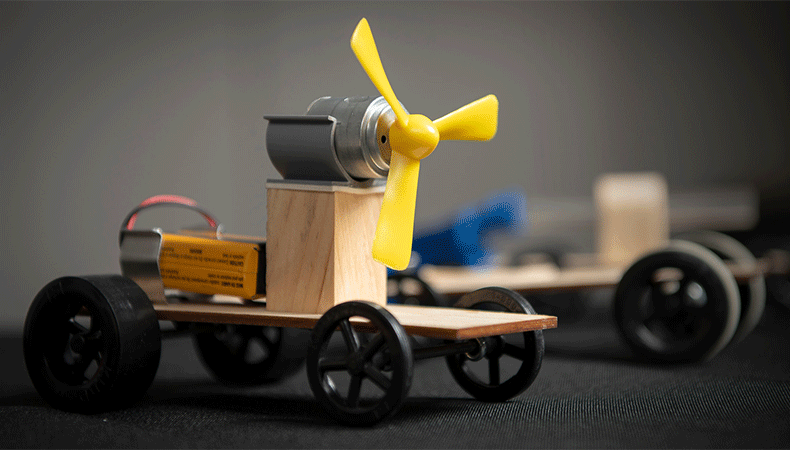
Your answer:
(386, 305), (557, 340)
(333, 190), (387, 307)
(154, 302), (556, 340)
(266, 186), (386, 314)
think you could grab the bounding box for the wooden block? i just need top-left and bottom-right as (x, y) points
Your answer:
(266, 183), (386, 314)
(595, 172), (669, 266)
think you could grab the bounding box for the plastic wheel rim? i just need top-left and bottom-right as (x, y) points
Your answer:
(23, 276), (161, 413)
(307, 301), (413, 426)
(614, 241), (740, 362)
(195, 325), (290, 386)
(446, 287), (545, 402)
(677, 231), (766, 344)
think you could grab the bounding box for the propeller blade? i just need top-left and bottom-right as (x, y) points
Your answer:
(351, 18), (409, 125)
(434, 94), (499, 141)
(372, 151), (420, 270)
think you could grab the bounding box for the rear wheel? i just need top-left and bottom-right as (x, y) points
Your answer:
(614, 241), (740, 362)
(387, 273), (444, 307)
(23, 275), (161, 413)
(677, 231), (766, 344)
(446, 287), (545, 402)
(194, 325), (305, 385)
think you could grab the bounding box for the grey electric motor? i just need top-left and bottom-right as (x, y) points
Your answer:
(265, 96), (400, 185)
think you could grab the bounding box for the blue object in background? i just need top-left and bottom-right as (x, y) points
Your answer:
(405, 187), (528, 270)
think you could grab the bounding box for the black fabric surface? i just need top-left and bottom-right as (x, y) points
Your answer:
(2, 296), (789, 448)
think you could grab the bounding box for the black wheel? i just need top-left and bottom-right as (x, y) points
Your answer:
(387, 272), (445, 307)
(677, 231), (766, 344)
(307, 301), (413, 426)
(614, 241), (740, 362)
(23, 275), (161, 413)
(446, 287), (545, 402)
(194, 325), (305, 385)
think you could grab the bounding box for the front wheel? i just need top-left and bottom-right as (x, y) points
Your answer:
(23, 275), (161, 413)
(306, 301), (413, 426)
(446, 287), (545, 402)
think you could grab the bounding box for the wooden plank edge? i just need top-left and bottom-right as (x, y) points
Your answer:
(155, 303), (321, 329)
(420, 257), (775, 296)
(407, 316), (558, 340)
(155, 303), (558, 340)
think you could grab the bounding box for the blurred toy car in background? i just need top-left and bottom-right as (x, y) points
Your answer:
(391, 172), (789, 363)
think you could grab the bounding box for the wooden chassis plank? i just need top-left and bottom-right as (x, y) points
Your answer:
(419, 258), (774, 297)
(154, 302), (556, 340)
(386, 305), (556, 340)
(419, 264), (624, 296)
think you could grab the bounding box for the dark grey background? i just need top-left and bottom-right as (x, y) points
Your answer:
(2, 1), (788, 330)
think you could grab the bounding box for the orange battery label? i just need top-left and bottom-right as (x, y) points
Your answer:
(159, 264), (260, 299)
(158, 233), (265, 299)
(159, 233), (259, 274)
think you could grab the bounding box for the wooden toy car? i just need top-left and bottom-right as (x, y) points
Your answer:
(404, 173), (786, 362)
(22, 18), (557, 426)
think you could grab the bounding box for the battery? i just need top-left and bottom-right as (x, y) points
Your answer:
(158, 233), (266, 299)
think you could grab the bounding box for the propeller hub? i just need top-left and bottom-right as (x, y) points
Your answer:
(389, 114), (439, 161)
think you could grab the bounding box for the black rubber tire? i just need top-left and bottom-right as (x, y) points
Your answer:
(614, 241), (740, 362)
(23, 275), (161, 413)
(307, 301), (413, 426)
(387, 272), (445, 307)
(194, 325), (306, 386)
(446, 287), (545, 402)
(677, 231), (766, 344)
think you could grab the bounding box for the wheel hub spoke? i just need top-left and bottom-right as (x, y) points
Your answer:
(257, 332), (275, 354)
(502, 342), (526, 361)
(347, 375), (363, 408)
(70, 353), (99, 382)
(488, 357), (500, 386)
(230, 335), (250, 359)
(67, 319), (89, 335)
(347, 352), (367, 376)
(69, 335), (86, 353)
(647, 280), (685, 322)
(364, 365), (392, 391)
(677, 276), (694, 300)
(340, 320), (360, 353)
(319, 356), (349, 372)
(62, 317), (103, 379)
(360, 333), (386, 361)
(84, 327), (102, 342)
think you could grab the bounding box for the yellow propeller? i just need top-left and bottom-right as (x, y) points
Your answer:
(351, 18), (499, 270)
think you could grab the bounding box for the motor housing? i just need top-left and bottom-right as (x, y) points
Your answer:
(265, 96), (398, 185)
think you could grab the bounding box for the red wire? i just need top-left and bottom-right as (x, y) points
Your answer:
(125, 195), (218, 230)
(138, 194), (197, 208)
